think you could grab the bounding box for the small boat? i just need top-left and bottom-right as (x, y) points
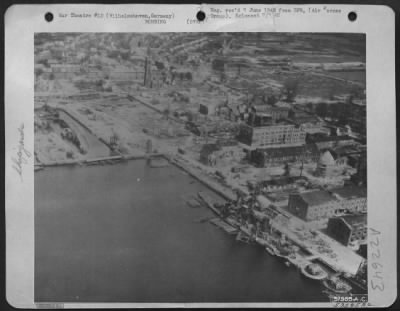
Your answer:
(210, 218), (238, 235)
(301, 263), (328, 280)
(266, 245), (276, 256)
(323, 276), (352, 294)
(197, 192), (221, 216)
(236, 232), (251, 244)
(194, 216), (214, 224)
(343, 275), (368, 291)
(186, 198), (201, 208)
(285, 261), (291, 267)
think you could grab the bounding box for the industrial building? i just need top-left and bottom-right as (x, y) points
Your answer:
(237, 121), (306, 150)
(288, 186), (367, 223)
(326, 214), (367, 247)
(250, 144), (319, 167)
(287, 190), (339, 221)
(329, 186), (367, 213)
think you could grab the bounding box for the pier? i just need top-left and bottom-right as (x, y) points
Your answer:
(170, 155), (237, 202)
(85, 155), (123, 165)
(196, 185), (361, 288)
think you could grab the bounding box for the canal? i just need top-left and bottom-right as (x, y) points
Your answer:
(35, 160), (328, 303)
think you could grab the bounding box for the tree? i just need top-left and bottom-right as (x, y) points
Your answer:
(282, 78), (300, 102)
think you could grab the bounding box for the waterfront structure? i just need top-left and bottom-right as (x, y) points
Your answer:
(329, 186), (367, 213)
(237, 121), (306, 150)
(287, 190), (339, 221)
(250, 144), (319, 167)
(326, 214), (367, 246)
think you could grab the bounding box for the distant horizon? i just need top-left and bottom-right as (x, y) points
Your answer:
(34, 32), (366, 60)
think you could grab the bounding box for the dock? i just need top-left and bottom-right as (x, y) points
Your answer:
(197, 191), (222, 216)
(171, 155), (236, 201)
(85, 155), (123, 165)
(34, 165), (44, 172)
(123, 153), (165, 160)
(209, 218), (238, 235)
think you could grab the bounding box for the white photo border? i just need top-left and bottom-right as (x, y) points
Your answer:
(5, 4), (396, 308)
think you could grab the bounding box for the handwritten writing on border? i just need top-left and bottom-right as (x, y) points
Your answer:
(11, 123), (31, 181)
(369, 228), (384, 292)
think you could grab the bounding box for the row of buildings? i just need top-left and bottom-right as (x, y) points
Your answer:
(287, 185), (367, 247)
(288, 186), (367, 220)
(202, 102), (368, 249)
(235, 106), (365, 172)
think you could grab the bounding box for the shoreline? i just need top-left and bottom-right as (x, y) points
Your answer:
(35, 150), (364, 296)
(35, 152), (238, 205)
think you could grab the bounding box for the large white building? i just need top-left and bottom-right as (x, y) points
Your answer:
(237, 122), (306, 150)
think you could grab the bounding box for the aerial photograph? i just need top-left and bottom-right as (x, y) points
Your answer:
(34, 33), (367, 303)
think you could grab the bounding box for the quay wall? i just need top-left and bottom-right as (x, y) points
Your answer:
(37, 153), (166, 168)
(168, 155), (236, 202)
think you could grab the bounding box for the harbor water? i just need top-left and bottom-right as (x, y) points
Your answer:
(35, 160), (328, 303)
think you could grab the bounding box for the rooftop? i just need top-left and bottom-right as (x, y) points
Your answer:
(290, 115), (322, 125)
(341, 214), (367, 228)
(262, 176), (307, 186)
(257, 144), (319, 156)
(311, 134), (354, 143)
(319, 150), (335, 165)
(298, 190), (337, 206)
(248, 119), (295, 128)
(252, 104), (289, 112)
(330, 186), (367, 200)
(330, 144), (364, 157)
(200, 143), (221, 154)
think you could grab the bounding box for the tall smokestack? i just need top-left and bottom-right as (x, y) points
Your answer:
(143, 57), (148, 86)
